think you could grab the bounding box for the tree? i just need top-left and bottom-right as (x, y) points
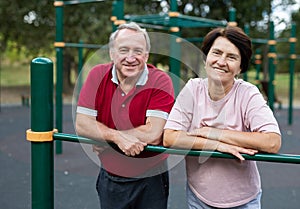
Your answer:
(1, 0), (298, 92)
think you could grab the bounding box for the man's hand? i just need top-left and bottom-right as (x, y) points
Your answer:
(115, 131), (147, 156)
(92, 144), (109, 155)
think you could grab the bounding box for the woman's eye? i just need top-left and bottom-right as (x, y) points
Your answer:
(228, 55), (238, 61)
(212, 51), (221, 55)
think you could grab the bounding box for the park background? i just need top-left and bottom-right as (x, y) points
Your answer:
(1, 0), (300, 209)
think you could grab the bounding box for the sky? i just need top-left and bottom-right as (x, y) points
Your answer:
(272, 0), (300, 32)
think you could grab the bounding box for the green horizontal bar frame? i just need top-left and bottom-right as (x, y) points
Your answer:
(62, 0), (106, 6)
(53, 133), (300, 164)
(64, 42), (104, 49)
(125, 13), (227, 28)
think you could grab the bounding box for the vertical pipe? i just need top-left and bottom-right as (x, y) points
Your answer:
(55, 1), (64, 154)
(112, 0), (124, 31)
(288, 22), (296, 125)
(268, 21), (276, 111)
(228, 7), (237, 26)
(243, 24), (250, 81)
(77, 41), (83, 96)
(255, 48), (262, 88)
(30, 57), (54, 209)
(170, 0), (178, 11)
(169, 0), (181, 96)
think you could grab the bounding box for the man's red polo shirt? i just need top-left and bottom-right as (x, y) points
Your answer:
(77, 63), (174, 177)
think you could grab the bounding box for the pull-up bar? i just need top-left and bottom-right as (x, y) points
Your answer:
(53, 132), (300, 164)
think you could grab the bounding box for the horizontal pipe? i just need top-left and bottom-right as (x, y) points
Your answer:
(53, 133), (300, 164)
(63, 0), (105, 6)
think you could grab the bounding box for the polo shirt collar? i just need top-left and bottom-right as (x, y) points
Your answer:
(111, 64), (149, 86)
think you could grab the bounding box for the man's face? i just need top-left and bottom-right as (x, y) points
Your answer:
(110, 29), (149, 80)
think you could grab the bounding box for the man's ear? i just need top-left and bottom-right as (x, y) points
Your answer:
(145, 53), (149, 62)
(109, 49), (114, 61)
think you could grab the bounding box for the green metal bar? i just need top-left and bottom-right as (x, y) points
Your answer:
(255, 48), (262, 88)
(268, 21), (276, 111)
(63, 0), (105, 5)
(288, 22), (296, 125)
(170, 0), (178, 12)
(178, 15), (227, 27)
(251, 38), (268, 45)
(66, 42), (103, 49)
(243, 24), (250, 81)
(169, 33), (181, 96)
(112, 0), (124, 31)
(228, 7), (236, 23)
(76, 41), (84, 99)
(168, 1), (181, 96)
(55, 1), (64, 154)
(53, 133), (300, 164)
(30, 58), (54, 209)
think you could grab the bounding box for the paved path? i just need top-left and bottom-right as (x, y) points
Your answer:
(1, 105), (300, 209)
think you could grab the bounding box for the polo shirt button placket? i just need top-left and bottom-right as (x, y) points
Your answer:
(121, 104), (125, 108)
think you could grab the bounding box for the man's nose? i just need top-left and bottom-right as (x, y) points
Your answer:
(125, 54), (136, 62)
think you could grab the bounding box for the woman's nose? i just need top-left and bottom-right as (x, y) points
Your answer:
(217, 56), (226, 65)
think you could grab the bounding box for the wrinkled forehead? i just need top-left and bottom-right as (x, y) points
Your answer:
(113, 29), (147, 49)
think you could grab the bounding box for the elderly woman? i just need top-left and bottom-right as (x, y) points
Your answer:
(163, 26), (281, 209)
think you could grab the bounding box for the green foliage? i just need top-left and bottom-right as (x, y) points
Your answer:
(1, 0), (300, 88)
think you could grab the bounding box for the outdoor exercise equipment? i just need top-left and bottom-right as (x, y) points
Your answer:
(253, 22), (298, 124)
(27, 57), (300, 209)
(53, 0), (298, 158)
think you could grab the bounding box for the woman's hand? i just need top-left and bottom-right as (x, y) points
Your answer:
(216, 142), (258, 161)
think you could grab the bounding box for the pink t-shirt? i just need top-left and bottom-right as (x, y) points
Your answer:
(164, 78), (281, 208)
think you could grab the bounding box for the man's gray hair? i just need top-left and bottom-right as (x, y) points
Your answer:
(109, 22), (151, 52)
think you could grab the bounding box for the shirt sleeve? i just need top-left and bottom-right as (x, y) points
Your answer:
(164, 79), (196, 131)
(242, 84), (281, 135)
(77, 65), (103, 116)
(147, 70), (175, 119)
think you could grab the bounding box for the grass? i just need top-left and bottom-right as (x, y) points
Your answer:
(1, 56), (299, 105)
(246, 70), (300, 105)
(0, 59), (30, 86)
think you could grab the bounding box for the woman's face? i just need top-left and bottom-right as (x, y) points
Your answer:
(205, 36), (242, 86)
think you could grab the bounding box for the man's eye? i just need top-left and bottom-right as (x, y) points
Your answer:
(119, 49), (129, 54)
(134, 50), (143, 55)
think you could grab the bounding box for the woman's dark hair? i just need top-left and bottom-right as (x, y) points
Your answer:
(201, 26), (252, 73)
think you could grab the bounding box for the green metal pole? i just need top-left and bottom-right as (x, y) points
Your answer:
(288, 22), (296, 125)
(111, 0), (124, 31)
(169, 0), (181, 96)
(30, 57), (54, 209)
(169, 33), (181, 96)
(268, 21), (276, 111)
(255, 48), (262, 88)
(228, 7), (237, 26)
(243, 24), (250, 81)
(55, 1), (64, 154)
(76, 40), (84, 100)
(170, 0), (178, 11)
